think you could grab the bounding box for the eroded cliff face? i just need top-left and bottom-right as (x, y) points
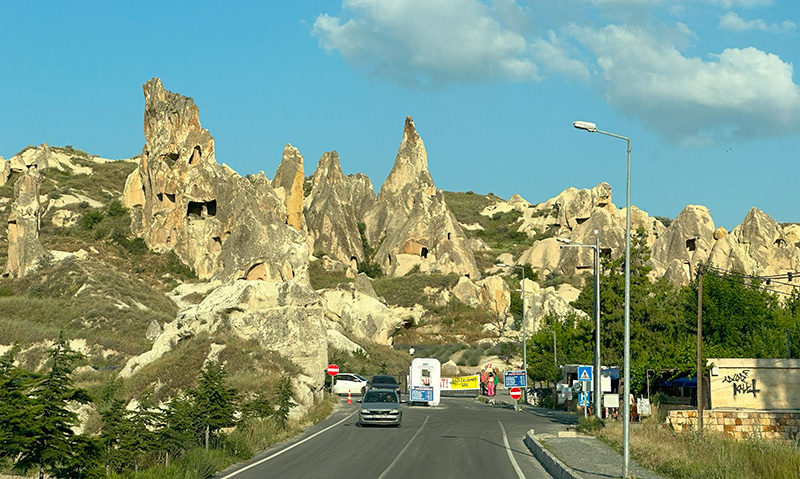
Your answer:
(123, 78), (309, 284)
(363, 117), (480, 278)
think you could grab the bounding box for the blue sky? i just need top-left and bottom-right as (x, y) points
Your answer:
(1, 0), (797, 229)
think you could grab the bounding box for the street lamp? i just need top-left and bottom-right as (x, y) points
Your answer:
(573, 120), (632, 478)
(496, 262), (530, 403)
(557, 230), (601, 419)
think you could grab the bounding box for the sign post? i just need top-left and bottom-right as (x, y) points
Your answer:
(327, 364), (339, 392)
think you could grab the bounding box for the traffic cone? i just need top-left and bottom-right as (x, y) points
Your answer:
(347, 390), (352, 404)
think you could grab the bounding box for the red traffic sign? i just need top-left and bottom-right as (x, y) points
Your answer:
(509, 387), (522, 400)
(327, 364), (339, 376)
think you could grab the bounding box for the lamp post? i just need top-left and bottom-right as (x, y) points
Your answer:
(497, 262), (529, 403)
(557, 230), (601, 419)
(573, 120), (632, 478)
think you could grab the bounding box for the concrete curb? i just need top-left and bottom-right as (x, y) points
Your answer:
(524, 430), (582, 479)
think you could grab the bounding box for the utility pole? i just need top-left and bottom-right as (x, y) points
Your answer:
(696, 264), (704, 435)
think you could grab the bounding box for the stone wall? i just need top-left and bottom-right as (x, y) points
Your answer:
(668, 409), (800, 441)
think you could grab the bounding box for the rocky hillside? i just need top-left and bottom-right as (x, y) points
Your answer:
(1, 78), (798, 419)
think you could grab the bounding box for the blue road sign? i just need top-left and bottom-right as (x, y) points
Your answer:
(410, 386), (433, 402)
(578, 366), (593, 382)
(503, 370), (527, 388)
(579, 391), (591, 407)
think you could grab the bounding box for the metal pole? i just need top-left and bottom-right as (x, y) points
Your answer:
(593, 231), (601, 419)
(622, 136), (631, 478)
(697, 266), (704, 434)
(522, 267), (528, 404)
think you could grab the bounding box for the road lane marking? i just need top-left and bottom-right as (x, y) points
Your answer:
(218, 410), (357, 478)
(376, 415), (430, 479)
(499, 421), (526, 479)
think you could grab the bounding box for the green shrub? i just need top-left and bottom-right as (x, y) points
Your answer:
(80, 211), (104, 230)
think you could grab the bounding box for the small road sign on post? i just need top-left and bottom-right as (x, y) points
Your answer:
(509, 387), (522, 400)
(578, 366), (592, 382)
(327, 364), (339, 393)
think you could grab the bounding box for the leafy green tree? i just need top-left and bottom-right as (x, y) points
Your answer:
(688, 270), (800, 360)
(568, 227), (686, 392)
(190, 362), (238, 450)
(16, 335), (93, 479)
(49, 435), (104, 479)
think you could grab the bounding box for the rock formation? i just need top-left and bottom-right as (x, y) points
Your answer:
(3, 165), (48, 278)
(304, 151), (376, 263)
(123, 78), (309, 283)
(272, 144), (307, 232)
(321, 286), (407, 345)
(121, 280), (328, 398)
(651, 205), (715, 285)
(362, 117), (480, 278)
(708, 208), (800, 288)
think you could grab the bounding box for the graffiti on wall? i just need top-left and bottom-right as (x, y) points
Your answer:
(721, 370), (761, 398)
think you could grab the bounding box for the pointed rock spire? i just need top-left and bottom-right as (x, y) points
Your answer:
(362, 116), (479, 278)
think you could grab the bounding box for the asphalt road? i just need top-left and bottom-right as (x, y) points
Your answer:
(216, 396), (572, 479)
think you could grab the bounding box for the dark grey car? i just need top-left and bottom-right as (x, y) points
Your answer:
(358, 388), (402, 427)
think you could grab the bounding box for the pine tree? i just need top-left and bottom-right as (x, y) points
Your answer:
(0, 346), (38, 461)
(15, 334), (92, 479)
(99, 398), (131, 474)
(157, 394), (195, 466)
(190, 362), (237, 450)
(273, 375), (296, 429)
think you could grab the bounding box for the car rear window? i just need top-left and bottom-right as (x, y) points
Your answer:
(372, 376), (398, 384)
(364, 391), (398, 403)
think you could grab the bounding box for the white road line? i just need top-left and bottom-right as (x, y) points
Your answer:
(218, 410), (357, 478)
(376, 415), (430, 479)
(499, 420), (526, 479)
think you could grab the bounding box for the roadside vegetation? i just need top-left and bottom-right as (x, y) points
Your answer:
(592, 416), (799, 479)
(0, 338), (333, 479)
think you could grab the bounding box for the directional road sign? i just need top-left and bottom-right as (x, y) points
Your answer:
(578, 366), (592, 382)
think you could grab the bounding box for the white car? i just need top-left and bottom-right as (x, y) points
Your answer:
(332, 373), (368, 395)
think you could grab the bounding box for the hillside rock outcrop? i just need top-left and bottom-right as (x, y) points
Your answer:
(708, 208), (800, 286)
(651, 205), (715, 285)
(363, 117), (480, 278)
(123, 78), (309, 283)
(321, 287), (407, 345)
(4, 165), (48, 278)
(121, 280), (327, 399)
(305, 151), (376, 263)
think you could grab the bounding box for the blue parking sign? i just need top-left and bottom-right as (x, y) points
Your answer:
(579, 391), (590, 407)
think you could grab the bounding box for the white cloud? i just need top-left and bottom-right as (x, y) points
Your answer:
(531, 31), (590, 81)
(705, 0), (773, 8)
(718, 12), (796, 33)
(313, 0), (540, 87)
(571, 24), (800, 144)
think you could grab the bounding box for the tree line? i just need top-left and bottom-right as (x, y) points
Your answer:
(0, 335), (295, 478)
(527, 227), (800, 393)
